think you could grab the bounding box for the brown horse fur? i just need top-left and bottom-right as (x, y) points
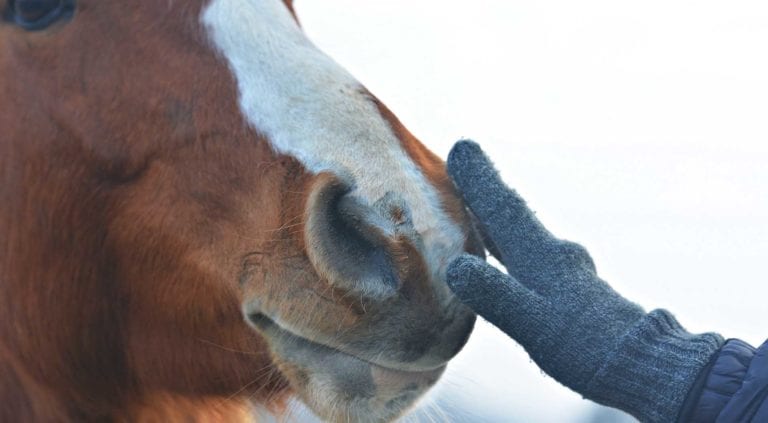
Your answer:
(0, 0), (482, 421)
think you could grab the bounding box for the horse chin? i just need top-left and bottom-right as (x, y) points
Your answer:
(247, 314), (444, 423)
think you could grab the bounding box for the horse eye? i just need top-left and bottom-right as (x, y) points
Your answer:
(6, 0), (75, 31)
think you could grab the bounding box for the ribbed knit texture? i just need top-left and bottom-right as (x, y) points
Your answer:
(445, 140), (724, 422)
(585, 310), (723, 422)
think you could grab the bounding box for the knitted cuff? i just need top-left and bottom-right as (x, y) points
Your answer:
(584, 309), (724, 423)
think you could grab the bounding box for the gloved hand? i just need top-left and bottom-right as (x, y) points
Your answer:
(446, 140), (724, 423)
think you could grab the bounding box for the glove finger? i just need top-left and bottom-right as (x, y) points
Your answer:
(447, 254), (550, 345)
(447, 140), (567, 290)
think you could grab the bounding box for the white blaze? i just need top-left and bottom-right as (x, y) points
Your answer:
(202, 0), (464, 279)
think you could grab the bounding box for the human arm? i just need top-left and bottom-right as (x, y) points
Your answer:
(444, 140), (763, 421)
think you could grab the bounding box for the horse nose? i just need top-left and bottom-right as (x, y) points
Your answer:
(304, 173), (423, 300)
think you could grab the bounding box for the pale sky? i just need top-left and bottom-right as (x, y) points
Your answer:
(291, 1), (768, 421)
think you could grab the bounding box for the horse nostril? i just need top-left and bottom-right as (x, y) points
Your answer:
(304, 173), (420, 300)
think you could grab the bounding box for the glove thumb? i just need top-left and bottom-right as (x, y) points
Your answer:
(447, 254), (548, 341)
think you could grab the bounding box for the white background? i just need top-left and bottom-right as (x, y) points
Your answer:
(293, 1), (768, 421)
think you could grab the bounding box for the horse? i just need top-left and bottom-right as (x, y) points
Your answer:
(0, 0), (483, 421)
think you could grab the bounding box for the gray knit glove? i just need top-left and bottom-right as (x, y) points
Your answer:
(446, 140), (724, 422)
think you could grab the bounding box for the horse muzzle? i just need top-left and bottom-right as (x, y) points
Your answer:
(241, 171), (476, 421)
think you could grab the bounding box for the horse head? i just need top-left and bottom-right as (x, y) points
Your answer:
(0, 1), (482, 421)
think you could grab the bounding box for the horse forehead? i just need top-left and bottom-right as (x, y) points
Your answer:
(202, 0), (464, 275)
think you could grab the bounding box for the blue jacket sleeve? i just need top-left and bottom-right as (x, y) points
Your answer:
(678, 339), (768, 422)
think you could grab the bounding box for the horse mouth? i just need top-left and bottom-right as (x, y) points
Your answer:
(245, 312), (445, 423)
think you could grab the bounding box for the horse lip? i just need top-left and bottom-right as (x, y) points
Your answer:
(244, 311), (449, 374)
